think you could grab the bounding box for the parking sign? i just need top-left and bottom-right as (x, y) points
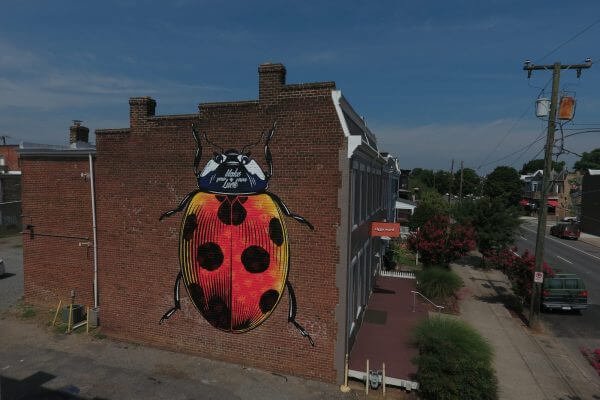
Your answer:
(534, 271), (544, 283)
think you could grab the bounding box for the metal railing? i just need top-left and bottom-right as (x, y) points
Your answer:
(411, 290), (444, 313)
(380, 270), (416, 279)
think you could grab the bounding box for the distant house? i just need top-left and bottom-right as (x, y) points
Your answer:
(581, 169), (600, 236)
(0, 144), (21, 234)
(519, 169), (576, 217)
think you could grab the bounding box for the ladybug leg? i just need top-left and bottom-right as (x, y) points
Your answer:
(159, 271), (182, 324)
(266, 192), (314, 231)
(159, 190), (200, 221)
(286, 281), (315, 346)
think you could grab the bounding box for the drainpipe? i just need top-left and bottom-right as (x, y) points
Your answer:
(89, 153), (99, 308)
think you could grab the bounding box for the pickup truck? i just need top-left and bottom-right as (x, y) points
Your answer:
(541, 273), (588, 312)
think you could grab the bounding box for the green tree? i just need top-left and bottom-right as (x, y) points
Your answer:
(409, 168), (435, 190)
(573, 148), (600, 171)
(520, 159), (565, 175)
(433, 170), (452, 195)
(452, 168), (481, 196)
(409, 188), (449, 230)
(453, 198), (521, 255)
(483, 166), (522, 207)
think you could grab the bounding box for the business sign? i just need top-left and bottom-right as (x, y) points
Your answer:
(370, 222), (401, 237)
(534, 271), (544, 284)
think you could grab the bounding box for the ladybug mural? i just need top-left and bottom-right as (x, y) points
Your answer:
(159, 123), (315, 346)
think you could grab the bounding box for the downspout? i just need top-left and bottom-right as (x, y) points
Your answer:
(89, 153), (99, 308)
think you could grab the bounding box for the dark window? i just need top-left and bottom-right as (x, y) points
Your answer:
(547, 279), (563, 289)
(353, 170), (360, 226)
(564, 279), (579, 289)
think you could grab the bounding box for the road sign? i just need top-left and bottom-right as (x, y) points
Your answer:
(534, 271), (544, 284)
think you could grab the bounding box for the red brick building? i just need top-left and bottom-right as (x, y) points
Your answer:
(21, 63), (400, 384)
(0, 144), (22, 233)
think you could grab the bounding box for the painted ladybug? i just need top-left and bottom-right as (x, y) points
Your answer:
(159, 123), (315, 345)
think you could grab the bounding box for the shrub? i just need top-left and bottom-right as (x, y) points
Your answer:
(413, 317), (498, 400)
(485, 248), (555, 303)
(416, 267), (463, 300)
(407, 215), (475, 267)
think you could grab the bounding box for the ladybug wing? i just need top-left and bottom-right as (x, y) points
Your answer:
(180, 192), (233, 330)
(230, 194), (289, 332)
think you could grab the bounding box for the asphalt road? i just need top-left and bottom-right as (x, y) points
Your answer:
(515, 219), (600, 359)
(0, 234), (23, 313)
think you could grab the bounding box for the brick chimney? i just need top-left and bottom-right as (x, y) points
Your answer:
(69, 120), (89, 144)
(259, 63), (286, 104)
(129, 96), (156, 128)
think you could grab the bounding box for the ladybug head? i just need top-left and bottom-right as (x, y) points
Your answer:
(197, 148), (267, 194)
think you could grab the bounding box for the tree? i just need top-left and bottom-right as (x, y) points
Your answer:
(433, 170), (452, 195)
(407, 215), (475, 267)
(452, 168), (481, 196)
(453, 197), (521, 254)
(483, 166), (522, 207)
(574, 148), (600, 172)
(409, 188), (449, 230)
(409, 168), (435, 191)
(520, 159), (565, 175)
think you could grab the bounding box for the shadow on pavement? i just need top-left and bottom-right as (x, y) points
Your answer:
(1, 371), (106, 400)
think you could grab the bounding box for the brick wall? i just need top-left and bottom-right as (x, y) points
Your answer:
(0, 145), (20, 171)
(93, 65), (345, 382)
(21, 158), (95, 307)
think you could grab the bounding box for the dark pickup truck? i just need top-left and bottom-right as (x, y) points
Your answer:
(541, 273), (588, 312)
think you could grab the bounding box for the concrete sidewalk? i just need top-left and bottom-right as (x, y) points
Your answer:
(453, 263), (600, 400)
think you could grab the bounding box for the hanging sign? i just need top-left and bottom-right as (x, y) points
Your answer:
(534, 271), (544, 284)
(371, 222), (401, 237)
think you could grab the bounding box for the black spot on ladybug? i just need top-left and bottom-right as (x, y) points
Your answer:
(269, 218), (284, 246)
(231, 201), (246, 225)
(187, 283), (205, 306)
(217, 198), (246, 225)
(182, 214), (197, 241)
(259, 289), (279, 313)
(241, 245), (270, 273)
(233, 319), (251, 331)
(196, 242), (224, 271)
(205, 296), (230, 330)
(238, 196), (248, 204)
(215, 195), (226, 203)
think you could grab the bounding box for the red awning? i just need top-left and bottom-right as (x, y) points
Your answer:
(519, 199), (529, 206)
(547, 199), (558, 207)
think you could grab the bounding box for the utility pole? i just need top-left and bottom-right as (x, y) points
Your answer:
(523, 58), (592, 329)
(459, 160), (464, 202)
(448, 159), (454, 203)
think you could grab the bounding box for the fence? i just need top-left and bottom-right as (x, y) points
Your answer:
(380, 270), (416, 279)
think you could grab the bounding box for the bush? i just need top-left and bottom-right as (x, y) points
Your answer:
(407, 215), (475, 267)
(485, 248), (555, 304)
(416, 267), (463, 300)
(413, 317), (498, 400)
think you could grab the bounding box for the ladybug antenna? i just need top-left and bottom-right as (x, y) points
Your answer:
(203, 131), (224, 154)
(192, 124), (202, 175)
(241, 129), (265, 154)
(264, 121), (276, 180)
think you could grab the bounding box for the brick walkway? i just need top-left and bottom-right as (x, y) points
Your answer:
(348, 276), (426, 384)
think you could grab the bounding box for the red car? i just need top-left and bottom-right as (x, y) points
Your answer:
(550, 223), (580, 240)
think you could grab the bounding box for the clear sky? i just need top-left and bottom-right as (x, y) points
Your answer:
(1, 1), (599, 174)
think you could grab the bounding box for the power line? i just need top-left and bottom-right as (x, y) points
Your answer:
(537, 18), (600, 63)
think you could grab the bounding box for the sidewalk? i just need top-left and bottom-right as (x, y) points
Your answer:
(453, 262), (600, 400)
(0, 314), (357, 400)
(580, 231), (600, 247)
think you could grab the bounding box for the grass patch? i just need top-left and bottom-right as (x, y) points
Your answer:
(416, 267), (463, 300)
(94, 332), (107, 340)
(54, 324), (68, 334)
(21, 307), (37, 318)
(413, 317), (498, 400)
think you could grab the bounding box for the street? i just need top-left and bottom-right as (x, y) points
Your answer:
(0, 235), (23, 313)
(515, 218), (600, 366)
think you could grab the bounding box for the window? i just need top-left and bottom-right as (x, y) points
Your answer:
(564, 279), (579, 289)
(353, 170), (360, 227)
(361, 171), (366, 221)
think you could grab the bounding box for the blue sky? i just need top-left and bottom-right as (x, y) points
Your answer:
(1, 1), (599, 174)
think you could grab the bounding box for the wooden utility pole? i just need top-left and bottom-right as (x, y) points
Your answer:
(523, 59), (592, 328)
(448, 159), (454, 203)
(459, 160), (464, 202)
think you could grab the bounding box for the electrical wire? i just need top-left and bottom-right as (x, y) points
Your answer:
(536, 17), (600, 63)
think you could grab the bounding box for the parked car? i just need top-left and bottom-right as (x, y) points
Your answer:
(561, 216), (578, 223)
(542, 273), (588, 312)
(550, 223), (580, 240)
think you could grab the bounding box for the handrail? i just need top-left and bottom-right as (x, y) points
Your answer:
(411, 290), (445, 312)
